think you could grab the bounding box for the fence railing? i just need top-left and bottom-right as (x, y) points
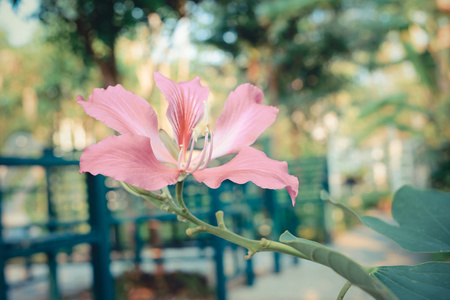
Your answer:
(0, 153), (113, 300)
(0, 150), (328, 300)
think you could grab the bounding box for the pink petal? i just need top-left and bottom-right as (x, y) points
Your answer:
(80, 134), (179, 191)
(212, 84), (278, 159)
(193, 147), (299, 205)
(77, 85), (175, 164)
(154, 72), (209, 149)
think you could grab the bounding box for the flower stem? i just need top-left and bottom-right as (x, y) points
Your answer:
(171, 180), (309, 260)
(132, 180), (308, 260)
(337, 281), (352, 300)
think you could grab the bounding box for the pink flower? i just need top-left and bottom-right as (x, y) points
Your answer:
(78, 73), (299, 205)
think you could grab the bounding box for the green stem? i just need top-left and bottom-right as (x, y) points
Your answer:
(258, 239), (309, 259)
(126, 181), (382, 300)
(174, 181), (260, 250)
(176, 180), (188, 213)
(173, 180), (309, 260)
(162, 186), (178, 208)
(121, 181), (165, 201)
(337, 281), (352, 300)
(131, 180), (308, 260)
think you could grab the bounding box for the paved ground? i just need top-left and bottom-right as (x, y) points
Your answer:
(5, 225), (424, 300)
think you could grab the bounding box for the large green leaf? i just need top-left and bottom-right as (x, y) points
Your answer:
(360, 186), (450, 252)
(279, 231), (396, 300)
(373, 262), (450, 300)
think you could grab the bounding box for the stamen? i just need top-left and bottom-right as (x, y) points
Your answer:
(182, 135), (196, 171)
(188, 133), (209, 173)
(192, 128), (200, 142)
(177, 144), (184, 170)
(198, 130), (214, 171)
(203, 124), (211, 136)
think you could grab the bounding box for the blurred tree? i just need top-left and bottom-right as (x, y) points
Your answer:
(13, 0), (195, 87)
(0, 31), (100, 149)
(353, 0), (449, 143)
(193, 0), (410, 155)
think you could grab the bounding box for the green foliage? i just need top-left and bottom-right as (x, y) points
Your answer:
(14, 0), (192, 85)
(355, 93), (427, 143)
(194, 0), (423, 156)
(326, 186), (450, 253)
(256, 0), (325, 20)
(402, 42), (437, 90)
(361, 186), (450, 252)
(289, 185), (450, 299)
(373, 262), (450, 300)
(0, 33), (100, 148)
(37, 0), (176, 56)
(358, 93), (408, 119)
(360, 190), (391, 210)
(200, 0), (407, 106)
(431, 142), (450, 192)
(279, 231), (394, 300)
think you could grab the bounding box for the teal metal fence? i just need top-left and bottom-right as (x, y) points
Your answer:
(0, 150), (328, 300)
(0, 153), (113, 300)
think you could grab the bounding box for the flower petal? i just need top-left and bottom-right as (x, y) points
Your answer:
(154, 72), (209, 149)
(80, 134), (179, 191)
(193, 147), (298, 205)
(77, 85), (175, 164)
(212, 84), (278, 159)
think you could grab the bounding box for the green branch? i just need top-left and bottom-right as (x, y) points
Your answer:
(129, 180), (309, 260)
(170, 180), (308, 260)
(126, 180), (396, 300)
(337, 281), (352, 300)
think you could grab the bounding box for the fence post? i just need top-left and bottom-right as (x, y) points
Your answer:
(265, 188), (281, 273)
(134, 221), (143, 267)
(44, 156), (60, 300)
(47, 250), (59, 300)
(87, 174), (114, 300)
(241, 184), (255, 286)
(0, 187), (7, 300)
(245, 259), (254, 286)
(262, 138), (281, 273)
(210, 188), (226, 300)
(321, 159), (330, 243)
(0, 256), (5, 300)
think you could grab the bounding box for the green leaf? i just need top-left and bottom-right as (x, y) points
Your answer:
(403, 42), (436, 90)
(360, 186), (450, 252)
(358, 93), (408, 119)
(373, 262), (450, 300)
(279, 231), (396, 300)
(321, 191), (362, 222)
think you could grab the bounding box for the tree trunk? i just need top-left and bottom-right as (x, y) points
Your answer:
(75, 19), (120, 87)
(97, 53), (119, 87)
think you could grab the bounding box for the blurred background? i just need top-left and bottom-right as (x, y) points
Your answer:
(0, 0), (449, 299)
